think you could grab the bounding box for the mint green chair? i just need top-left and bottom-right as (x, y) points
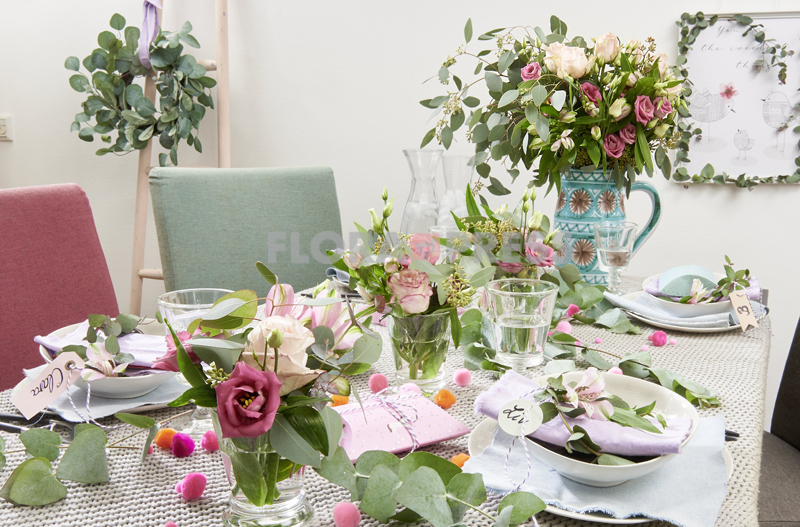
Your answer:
(149, 167), (342, 297)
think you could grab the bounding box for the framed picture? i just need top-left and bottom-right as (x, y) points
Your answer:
(675, 12), (800, 187)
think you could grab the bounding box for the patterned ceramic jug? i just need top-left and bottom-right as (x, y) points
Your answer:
(553, 168), (661, 285)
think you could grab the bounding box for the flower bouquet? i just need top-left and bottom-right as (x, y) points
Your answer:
(422, 16), (685, 192)
(329, 189), (495, 391)
(164, 268), (382, 527)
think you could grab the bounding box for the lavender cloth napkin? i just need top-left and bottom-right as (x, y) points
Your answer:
(475, 371), (693, 456)
(463, 416), (728, 527)
(644, 275), (761, 301)
(34, 321), (168, 368)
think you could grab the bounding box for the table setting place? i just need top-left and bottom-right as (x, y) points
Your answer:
(0, 14), (778, 527)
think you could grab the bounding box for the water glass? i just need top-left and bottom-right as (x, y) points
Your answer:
(157, 288), (234, 335)
(485, 279), (559, 373)
(593, 221), (638, 295)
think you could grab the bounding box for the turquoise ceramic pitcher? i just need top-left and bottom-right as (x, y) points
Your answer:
(552, 168), (661, 285)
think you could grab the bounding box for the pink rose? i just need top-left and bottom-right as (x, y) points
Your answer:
(544, 42), (592, 79)
(618, 123), (636, 145)
(603, 133), (625, 158)
(593, 32), (620, 62)
(653, 97), (673, 119)
(214, 362), (281, 438)
(408, 233), (440, 264)
(521, 62), (542, 81)
(634, 95), (655, 125)
(580, 82), (602, 104)
(388, 269), (433, 314)
(566, 304), (580, 317)
(525, 240), (555, 267)
(497, 261), (523, 274)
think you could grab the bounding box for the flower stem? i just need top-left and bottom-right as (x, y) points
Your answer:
(106, 409), (193, 447)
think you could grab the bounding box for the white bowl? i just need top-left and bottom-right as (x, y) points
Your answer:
(525, 371), (699, 487)
(39, 319), (176, 399)
(642, 273), (731, 317)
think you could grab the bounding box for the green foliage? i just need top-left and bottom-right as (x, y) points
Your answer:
(66, 13), (215, 165)
(0, 458), (67, 506)
(269, 415), (322, 468)
(114, 412), (156, 429)
(56, 428), (109, 484)
(19, 429), (62, 461)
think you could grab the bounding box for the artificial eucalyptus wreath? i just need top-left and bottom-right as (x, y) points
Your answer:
(65, 13), (216, 167)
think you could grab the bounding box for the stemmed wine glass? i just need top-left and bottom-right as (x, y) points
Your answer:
(593, 221), (638, 295)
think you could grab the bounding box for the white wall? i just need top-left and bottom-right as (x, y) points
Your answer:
(1, 0), (796, 428)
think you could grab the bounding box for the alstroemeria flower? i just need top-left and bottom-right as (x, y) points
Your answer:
(550, 130), (574, 152)
(562, 367), (615, 420)
(687, 278), (712, 304)
(264, 283), (309, 319)
(152, 330), (203, 372)
(82, 343), (128, 381)
(306, 288), (362, 351)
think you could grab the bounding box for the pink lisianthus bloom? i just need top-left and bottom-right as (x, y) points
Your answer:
(603, 133), (625, 158)
(634, 95), (655, 125)
(563, 367), (615, 420)
(618, 123), (636, 145)
(497, 261), (524, 274)
(408, 233), (440, 264)
(214, 362), (281, 438)
(521, 62), (542, 81)
(653, 97), (673, 119)
(153, 330), (203, 372)
(525, 239), (555, 267)
(566, 304), (580, 317)
(580, 82), (602, 104)
(388, 269), (433, 314)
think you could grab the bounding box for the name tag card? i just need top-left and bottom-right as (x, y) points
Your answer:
(499, 399), (543, 436)
(11, 352), (84, 419)
(729, 290), (758, 332)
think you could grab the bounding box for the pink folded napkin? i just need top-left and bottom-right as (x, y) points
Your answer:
(34, 321), (168, 368)
(475, 371), (693, 457)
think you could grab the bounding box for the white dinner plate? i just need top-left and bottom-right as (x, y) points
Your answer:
(641, 273), (731, 317)
(621, 291), (750, 334)
(467, 418), (733, 525)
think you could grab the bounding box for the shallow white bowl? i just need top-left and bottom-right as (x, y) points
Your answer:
(523, 371), (699, 487)
(39, 319), (176, 399)
(642, 273), (731, 317)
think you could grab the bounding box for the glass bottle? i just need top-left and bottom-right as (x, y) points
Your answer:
(437, 155), (474, 228)
(400, 149), (442, 235)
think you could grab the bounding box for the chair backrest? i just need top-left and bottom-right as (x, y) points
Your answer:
(149, 167), (343, 298)
(771, 317), (800, 451)
(0, 184), (119, 390)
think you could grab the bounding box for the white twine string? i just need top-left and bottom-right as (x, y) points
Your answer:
(336, 389), (422, 452)
(63, 364), (127, 430)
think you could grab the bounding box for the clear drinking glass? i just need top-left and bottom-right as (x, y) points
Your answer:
(486, 279), (558, 373)
(437, 155), (474, 228)
(400, 149), (442, 235)
(593, 221), (638, 295)
(158, 288), (233, 437)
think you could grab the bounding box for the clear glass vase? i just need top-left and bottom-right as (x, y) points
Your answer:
(437, 155), (474, 228)
(211, 411), (314, 527)
(400, 149), (442, 235)
(388, 311), (450, 393)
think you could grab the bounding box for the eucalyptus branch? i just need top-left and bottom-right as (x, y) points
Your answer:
(107, 409), (193, 447)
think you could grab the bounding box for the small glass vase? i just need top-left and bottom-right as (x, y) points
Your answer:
(387, 311), (451, 393)
(211, 411), (314, 527)
(400, 149), (442, 235)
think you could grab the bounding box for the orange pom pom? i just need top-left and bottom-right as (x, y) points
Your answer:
(433, 389), (457, 409)
(154, 428), (178, 449)
(331, 395), (350, 407)
(450, 453), (470, 468)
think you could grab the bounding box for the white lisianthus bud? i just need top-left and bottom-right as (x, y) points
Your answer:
(531, 138), (546, 149)
(609, 99), (632, 121)
(522, 201), (531, 213)
(626, 71), (641, 87)
(647, 119), (658, 129)
(382, 197), (394, 218)
(591, 125), (602, 141)
(381, 186), (388, 201)
(654, 123), (670, 137)
(529, 187), (537, 201)
(267, 329), (284, 349)
(522, 189), (530, 202)
(527, 125), (539, 137)
(603, 72), (613, 84)
(369, 208), (382, 231)
(495, 204), (508, 215)
(562, 136), (575, 150)
(528, 210), (544, 230)
(559, 110), (577, 123)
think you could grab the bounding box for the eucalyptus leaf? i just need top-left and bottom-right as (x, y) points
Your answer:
(399, 451), (461, 485)
(114, 412), (156, 429)
(394, 467), (454, 527)
(498, 492), (546, 526)
(315, 447), (358, 499)
(19, 429), (61, 461)
(270, 415), (321, 468)
(355, 450), (401, 498)
(446, 472), (487, 522)
(0, 458), (67, 506)
(361, 464), (402, 522)
(230, 451), (267, 506)
(56, 428), (109, 483)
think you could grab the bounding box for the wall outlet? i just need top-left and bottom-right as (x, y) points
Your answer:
(0, 116), (12, 142)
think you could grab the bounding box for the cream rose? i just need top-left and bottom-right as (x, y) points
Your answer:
(593, 32), (619, 63)
(244, 315), (322, 395)
(545, 43), (592, 79)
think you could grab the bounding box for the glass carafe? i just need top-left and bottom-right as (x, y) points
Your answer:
(437, 155), (474, 227)
(400, 149), (442, 235)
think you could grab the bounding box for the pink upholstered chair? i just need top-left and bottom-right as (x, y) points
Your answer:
(0, 184), (118, 390)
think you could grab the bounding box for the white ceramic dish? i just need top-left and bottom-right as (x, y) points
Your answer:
(621, 291), (753, 334)
(468, 419), (732, 525)
(38, 319), (175, 399)
(641, 273), (730, 317)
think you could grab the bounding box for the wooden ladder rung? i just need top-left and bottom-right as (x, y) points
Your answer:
(138, 268), (164, 280)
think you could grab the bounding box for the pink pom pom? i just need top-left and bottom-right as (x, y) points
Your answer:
(148, 445), (154, 455)
(566, 304), (580, 317)
(453, 368), (471, 387)
(171, 433), (195, 458)
(333, 502), (361, 527)
(641, 345), (649, 352)
(669, 338), (677, 345)
(547, 331), (553, 336)
(400, 383), (422, 394)
(165, 522), (178, 527)
(608, 366), (624, 375)
(201, 430), (219, 452)
(648, 331), (668, 347)
(594, 338), (602, 344)
(176, 473), (206, 501)
(369, 373), (389, 394)
(575, 341), (582, 347)
(555, 320), (572, 334)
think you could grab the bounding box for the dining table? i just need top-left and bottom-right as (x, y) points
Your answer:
(0, 276), (771, 527)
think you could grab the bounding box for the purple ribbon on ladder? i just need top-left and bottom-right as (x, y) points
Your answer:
(138, 0), (163, 69)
